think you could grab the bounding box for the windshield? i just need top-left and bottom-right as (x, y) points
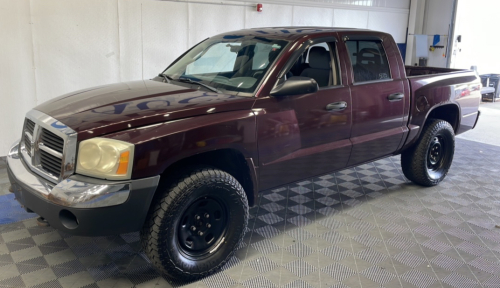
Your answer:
(163, 36), (289, 96)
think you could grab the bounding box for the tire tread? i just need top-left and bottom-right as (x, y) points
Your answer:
(401, 119), (455, 186)
(140, 167), (249, 280)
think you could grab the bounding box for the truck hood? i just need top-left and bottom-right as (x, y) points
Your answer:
(35, 80), (255, 141)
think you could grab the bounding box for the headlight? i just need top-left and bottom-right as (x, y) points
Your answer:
(76, 138), (134, 180)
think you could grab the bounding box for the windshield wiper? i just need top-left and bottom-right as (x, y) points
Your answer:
(158, 73), (173, 83)
(176, 77), (221, 93)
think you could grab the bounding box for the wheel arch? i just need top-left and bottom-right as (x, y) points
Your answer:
(425, 103), (461, 133)
(401, 102), (461, 152)
(157, 148), (258, 207)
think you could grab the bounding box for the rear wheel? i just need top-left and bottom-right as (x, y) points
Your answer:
(141, 167), (249, 281)
(401, 119), (455, 186)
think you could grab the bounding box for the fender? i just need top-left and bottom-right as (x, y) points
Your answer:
(104, 110), (258, 177)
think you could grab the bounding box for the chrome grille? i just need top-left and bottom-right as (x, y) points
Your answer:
(24, 136), (32, 156)
(39, 128), (64, 176)
(40, 149), (62, 176)
(20, 110), (77, 183)
(25, 119), (35, 133)
(41, 129), (64, 153)
(23, 119), (35, 156)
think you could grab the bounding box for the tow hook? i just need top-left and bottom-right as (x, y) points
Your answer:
(37, 217), (50, 227)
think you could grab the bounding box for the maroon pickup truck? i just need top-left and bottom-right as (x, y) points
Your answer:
(7, 27), (480, 280)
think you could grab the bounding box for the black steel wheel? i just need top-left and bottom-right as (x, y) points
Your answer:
(402, 119), (455, 186)
(177, 196), (228, 258)
(141, 167), (249, 281)
(427, 136), (444, 173)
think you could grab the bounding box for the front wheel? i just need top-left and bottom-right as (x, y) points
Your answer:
(141, 167), (249, 281)
(401, 119), (455, 186)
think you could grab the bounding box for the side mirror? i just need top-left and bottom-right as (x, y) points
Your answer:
(270, 76), (319, 97)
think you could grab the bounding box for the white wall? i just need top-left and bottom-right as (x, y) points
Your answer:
(0, 0), (37, 157)
(0, 0), (409, 156)
(450, 0), (500, 74)
(30, 0), (121, 104)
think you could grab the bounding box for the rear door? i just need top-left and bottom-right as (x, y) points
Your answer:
(338, 33), (409, 166)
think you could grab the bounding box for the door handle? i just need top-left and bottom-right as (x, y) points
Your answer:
(388, 93), (404, 102)
(326, 101), (347, 111)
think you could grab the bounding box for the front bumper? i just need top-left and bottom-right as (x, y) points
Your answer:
(7, 140), (160, 236)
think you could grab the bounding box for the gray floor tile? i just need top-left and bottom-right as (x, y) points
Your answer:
(0, 139), (500, 288)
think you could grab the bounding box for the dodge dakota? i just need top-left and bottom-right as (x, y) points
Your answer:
(7, 27), (481, 280)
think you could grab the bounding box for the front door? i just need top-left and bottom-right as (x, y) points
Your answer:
(256, 39), (353, 191)
(339, 34), (408, 166)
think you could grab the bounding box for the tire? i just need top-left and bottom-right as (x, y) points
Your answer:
(141, 167), (249, 281)
(401, 119), (455, 186)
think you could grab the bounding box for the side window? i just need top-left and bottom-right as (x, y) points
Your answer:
(288, 42), (340, 87)
(345, 40), (391, 83)
(252, 42), (284, 71)
(252, 43), (272, 70)
(306, 42), (329, 63)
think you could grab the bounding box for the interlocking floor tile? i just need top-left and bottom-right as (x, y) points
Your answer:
(1, 139), (500, 287)
(401, 269), (436, 288)
(430, 253), (464, 271)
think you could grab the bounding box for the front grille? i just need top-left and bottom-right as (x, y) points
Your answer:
(20, 112), (74, 182)
(39, 128), (64, 177)
(41, 129), (64, 153)
(40, 150), (63, 176)
(24, 119), (35, 156)
(24, 134), (32, 156)
(25, 119), (35, 134)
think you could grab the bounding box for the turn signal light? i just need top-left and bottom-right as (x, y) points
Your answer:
(116, 151), (130, 175)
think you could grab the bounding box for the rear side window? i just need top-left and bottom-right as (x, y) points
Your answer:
(345, 40), (391, 83)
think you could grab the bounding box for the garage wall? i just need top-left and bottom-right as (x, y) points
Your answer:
(421, 0), (454, 68)
(0, 0), (409, 156)
(405, 0), (455, 68)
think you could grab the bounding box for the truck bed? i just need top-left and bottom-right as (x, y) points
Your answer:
(405, 66), (470, 77)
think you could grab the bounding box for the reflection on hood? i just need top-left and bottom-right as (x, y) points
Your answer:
(35, 80), (254, 139)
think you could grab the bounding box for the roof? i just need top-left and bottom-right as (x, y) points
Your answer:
(214, 26), (374, 41)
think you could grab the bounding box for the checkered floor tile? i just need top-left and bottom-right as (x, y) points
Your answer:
(1, 138), (500, 288)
